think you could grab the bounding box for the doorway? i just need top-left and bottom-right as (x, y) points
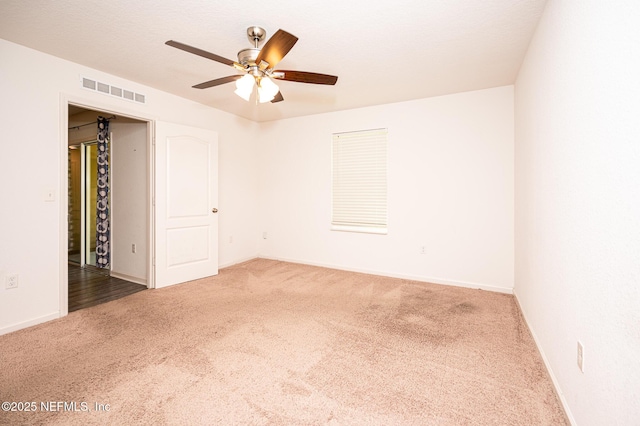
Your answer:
(67, 105), (149, 311)
(60, 98), (220, 317)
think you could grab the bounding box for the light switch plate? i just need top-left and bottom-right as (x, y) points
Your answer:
(44, 189), (56, 202)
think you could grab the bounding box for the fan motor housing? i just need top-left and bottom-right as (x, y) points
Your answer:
(237, 48), (259, 66)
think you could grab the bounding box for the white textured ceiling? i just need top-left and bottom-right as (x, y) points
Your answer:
(0, 0), (546, 122)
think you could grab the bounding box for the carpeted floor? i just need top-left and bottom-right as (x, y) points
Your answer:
(1, 259), (567, 425)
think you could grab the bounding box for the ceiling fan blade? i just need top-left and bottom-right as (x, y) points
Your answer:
(255, 30), (298, 69)
(192, 75), (242, 89)
(166, 40), (235, 67)
(271, 91), (284, 103)
(273, 70), (338, 85)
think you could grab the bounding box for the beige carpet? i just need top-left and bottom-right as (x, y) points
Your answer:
(1, 259), (567, 425)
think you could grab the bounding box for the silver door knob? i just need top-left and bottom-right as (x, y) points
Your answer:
(212, 208), (218, 213)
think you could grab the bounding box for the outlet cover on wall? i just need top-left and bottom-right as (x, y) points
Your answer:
(6, 273), (19, 289)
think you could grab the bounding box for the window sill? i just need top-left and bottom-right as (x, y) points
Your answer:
(331, 225), (387, 235)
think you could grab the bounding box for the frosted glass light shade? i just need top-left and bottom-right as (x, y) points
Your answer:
(234, 74), (255, 101)
(258, 77), (279, 103)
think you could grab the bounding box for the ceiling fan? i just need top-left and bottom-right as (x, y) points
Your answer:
(166, 26), (338, 104)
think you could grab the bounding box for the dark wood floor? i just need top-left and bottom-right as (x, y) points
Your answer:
(68, 263), (147, 312)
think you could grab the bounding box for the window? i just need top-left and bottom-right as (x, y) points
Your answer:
(331, 128), (388, 234)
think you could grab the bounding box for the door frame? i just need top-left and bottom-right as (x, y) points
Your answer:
(59, 94), (156, 317)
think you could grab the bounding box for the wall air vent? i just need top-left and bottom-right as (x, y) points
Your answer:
(82, 78), (96, 90)
(97, 82), (109, 94)
(110, 86), (122, 97)
(81, 77), (146, 105)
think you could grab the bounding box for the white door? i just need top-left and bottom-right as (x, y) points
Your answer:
(154, 121), (218, 288)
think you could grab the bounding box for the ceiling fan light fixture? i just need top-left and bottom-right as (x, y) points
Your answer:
(167, 27), (338, 105)
(258, 77), (279, 103)
(234, 74), (255, 101)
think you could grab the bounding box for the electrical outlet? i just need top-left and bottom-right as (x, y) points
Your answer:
(229, 236), (233, 243)
(6, 273), (19, 289)
(420, 246), (425, 255)
(263, 232), (268, 240)
(577, 341), (584, 373)
(132, 244), (136, 253)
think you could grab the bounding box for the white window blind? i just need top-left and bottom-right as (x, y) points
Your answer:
(331, 128), (388, 234)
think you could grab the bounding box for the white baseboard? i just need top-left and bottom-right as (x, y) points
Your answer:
(258, 255), (513, 294)
(219, 255), (260, 270)
(513, 290), (576, 426)
(110, 271), (147, 286)
(0, 312), (60, 336)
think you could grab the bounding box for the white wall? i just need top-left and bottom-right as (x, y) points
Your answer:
(258, 86), (514, 292)
(111, 121), (148, 283)
(0, 39), (260, 334)
(514, 1), (640, 424)
(217, 118), (261, 268)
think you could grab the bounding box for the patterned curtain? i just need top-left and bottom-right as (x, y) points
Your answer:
(68, 153), (75, 253)
(96, 117), (110, 268)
